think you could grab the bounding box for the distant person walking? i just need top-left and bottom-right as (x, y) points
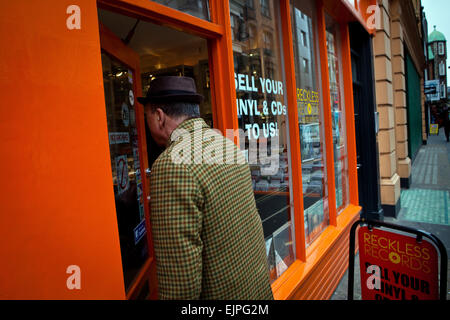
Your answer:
(442, 106), (450, 142)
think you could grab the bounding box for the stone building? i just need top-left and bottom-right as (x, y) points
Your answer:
(372, 0), (427, 217)
(426, 26), (447, 124)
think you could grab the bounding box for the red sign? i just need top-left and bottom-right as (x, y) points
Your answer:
(358, 227), (439, 300)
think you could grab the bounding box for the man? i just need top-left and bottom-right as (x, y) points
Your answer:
(138, 76), (273, 300)
(443, 106), (450, 142)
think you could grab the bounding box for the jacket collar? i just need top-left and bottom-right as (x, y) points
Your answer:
(168, 117), (209, 146)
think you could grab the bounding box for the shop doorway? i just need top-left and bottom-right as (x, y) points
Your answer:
(98, 7), (213, 299)
(349, 22), (383, 220)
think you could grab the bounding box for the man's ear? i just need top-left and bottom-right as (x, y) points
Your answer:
(155, 108), (165, 128)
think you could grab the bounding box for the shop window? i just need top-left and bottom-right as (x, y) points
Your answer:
(290, 0), (329, 244)
(98, 8), (213, 292)
(326, 15), (349, 213)
(230, 0), (294, 282)
(152, 0), (210, 21)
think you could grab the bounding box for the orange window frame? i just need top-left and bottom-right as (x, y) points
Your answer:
(99, 22), (157, 300)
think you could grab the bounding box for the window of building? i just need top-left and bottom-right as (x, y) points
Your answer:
(441, 83), (447, 99)
(291, 0), (330, 245)
(438, 42), (445, 56)
(152, 0), (210, 21)
(439, 61), (446, 76)
(326, 15), (349, 213)
(260, 0), (271, 18)
(230, 0), (294, 282)
(303, 58), (309, 73)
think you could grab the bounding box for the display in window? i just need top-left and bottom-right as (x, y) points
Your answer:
(291, 0), (329, 245)
(326, 14), (349, 213)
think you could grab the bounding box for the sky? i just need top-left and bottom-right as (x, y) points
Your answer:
(422, 0), (450, 86)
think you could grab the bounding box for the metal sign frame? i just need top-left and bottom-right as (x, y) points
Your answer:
(348, 219), (448, 300)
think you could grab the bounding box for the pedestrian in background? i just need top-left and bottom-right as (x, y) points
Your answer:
(443, 106), (450, 142)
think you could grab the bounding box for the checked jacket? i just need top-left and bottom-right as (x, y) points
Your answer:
(149, 118), (273, 300)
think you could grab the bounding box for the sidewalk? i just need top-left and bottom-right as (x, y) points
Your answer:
(330, 129), (450, 300)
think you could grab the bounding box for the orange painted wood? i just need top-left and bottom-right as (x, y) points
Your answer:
(324, 0), (378, 35)
(340, 23), (359, 206)
(98, 0), (224, 39)
(279, 0), (307, 262)
(0, 0), (125, 299)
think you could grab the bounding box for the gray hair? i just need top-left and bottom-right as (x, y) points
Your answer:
(146, 102), (200, 119)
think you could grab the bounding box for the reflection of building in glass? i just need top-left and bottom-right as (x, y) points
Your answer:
(152, 0), (210, 20)
(326, 17), (348, 213)
(291, 0), (330, 245)
(293, 8), (315, 92)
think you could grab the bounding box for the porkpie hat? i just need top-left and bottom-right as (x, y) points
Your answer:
(137, 76), (204, 105)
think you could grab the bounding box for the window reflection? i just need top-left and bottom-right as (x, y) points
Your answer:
(326, 15), (349, 213)
(291, 0), (329, 244)
(98, 7), (214, 290)
(101, 53), (149, 290)
(230, 0), (294, 282)
(152, 0), (210, 21)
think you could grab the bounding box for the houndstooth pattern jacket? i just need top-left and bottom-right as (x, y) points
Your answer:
(149, 118), (273, 300)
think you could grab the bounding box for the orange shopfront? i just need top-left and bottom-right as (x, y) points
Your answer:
(0, 0), (377, 299)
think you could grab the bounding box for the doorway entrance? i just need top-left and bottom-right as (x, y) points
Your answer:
(348, 22), (383, 220)
(98, 7), (214, 299)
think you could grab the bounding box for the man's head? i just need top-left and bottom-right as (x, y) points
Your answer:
(137, 76), (203, 147)
(144, 101), (200, 146)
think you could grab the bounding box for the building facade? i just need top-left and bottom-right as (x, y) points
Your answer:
(0, 0), (380, 299)
(372, 0), (427, 217)
(426, 25), (448, 125)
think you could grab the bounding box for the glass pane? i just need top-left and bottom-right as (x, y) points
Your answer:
(152, 0), (210, 21)
(101, 53), (149, 290)
(98, 8), (214, 290)
(326, 15), (349, 213)
(290, 0), (329, 244)
(230, 0), (295, 282)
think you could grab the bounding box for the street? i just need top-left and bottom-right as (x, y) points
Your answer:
(331, 128), (450, 300)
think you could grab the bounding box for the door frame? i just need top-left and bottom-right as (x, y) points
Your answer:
(99, 23), (157, 300)
(97, 0), (237, 136)
(348, 21), (383, 220)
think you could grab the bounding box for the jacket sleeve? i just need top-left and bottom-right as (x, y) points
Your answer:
(149, 156), (203, 300)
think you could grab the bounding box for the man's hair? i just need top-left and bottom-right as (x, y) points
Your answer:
(146, 101), (200, 119)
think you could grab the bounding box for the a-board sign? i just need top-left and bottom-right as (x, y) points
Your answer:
(358, 226), (439, 300)
(430, 124), (439, 135)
